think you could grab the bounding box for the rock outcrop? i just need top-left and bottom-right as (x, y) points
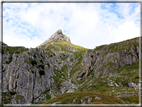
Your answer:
(2, 30), (140, 104)
(39, 29), (71, 47)
(2, 42), (77, 104)
(78, 38), (139, 80)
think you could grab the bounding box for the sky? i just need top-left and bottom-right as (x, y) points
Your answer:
(2, 2), (140, 49)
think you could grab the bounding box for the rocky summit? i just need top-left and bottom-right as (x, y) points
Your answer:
(1, 30), (140, 105)
(39, 29), (71, 47)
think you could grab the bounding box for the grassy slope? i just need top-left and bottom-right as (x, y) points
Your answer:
(42, 37), (140, 104)
(43, 92), (125, 104)
(40, 40), (90, 53)
(2, 44), (29, 64)
(93, 37), (139, 52)
(2, 37), (140, 104)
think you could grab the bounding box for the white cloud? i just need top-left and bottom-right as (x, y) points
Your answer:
(110, 21), (140, 43)
(2, 3), (140, 49)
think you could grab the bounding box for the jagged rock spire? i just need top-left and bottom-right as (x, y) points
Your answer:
(39, 29), (71, 46)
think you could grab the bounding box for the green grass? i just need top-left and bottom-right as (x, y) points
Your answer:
(6, 54), (13, 64)
(51, 65), (71, 93)
(53, 69), (62, 79)
(92, 37), (139, 57)
(78, 68), (139, 97)
(51, 76), (61, 92)
(2, 91), (16, 104)
(15, 95), (24, 99)
(115, 61), (139, 84)
(78, 77), (110, 93)
(3, 99), (11, 104)
(103, 62), (116, 68)
(49, 41), (88, 50)
(119, 96), (139, 104)
(3, 46), (29, 54)
(60, 55), (69, 60)
(43, 92), (124, 104)
(41, 41), (90, 54)
(107, 37), (139, 53)
(3, 45), (29, 64)
(93, 45), (107, 51)
(34, 90), (51, 104)
(25, 58), (37, 66)
(53, 65), (68, 83)
(46, 94), (51, 100)
(3, 37), (140, 104)
(70, 50), (85, 77)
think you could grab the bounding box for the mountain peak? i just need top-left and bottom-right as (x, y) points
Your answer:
(56, 29), (63, 35)
(39, 29), (71, 46)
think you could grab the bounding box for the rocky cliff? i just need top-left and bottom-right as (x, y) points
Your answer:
(2, 29), (140, 104)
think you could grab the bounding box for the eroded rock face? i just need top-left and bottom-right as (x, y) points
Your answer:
(2, 35), (140, 104)
(79, 42), (139, 79)
(2, 48), (56, 103)
(2, 42), (77, 104)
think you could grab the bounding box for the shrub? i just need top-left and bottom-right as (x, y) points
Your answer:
(9, 91), (16, 95)
(135, 76), (139, 79)
(33, 54), (36, 57)
(3, 99), (11, 104)
(90, 55), (93, 58)
(47, 63), (50, 67)
(38, 65), (44, 69)
(40, 60), (43, 64)
(70, 59), (73, 62)
(6, 55), (12, 64)
(15, 95), (23, 99)
(15, 51), (20, 54)
(41, 54), (44, 59)
(31, 60), (37, 66)
(2, 50), (4, 54)
(49, 54), (52, 57)
(46, 94), (51, 100)
(39, 70), (45, 75)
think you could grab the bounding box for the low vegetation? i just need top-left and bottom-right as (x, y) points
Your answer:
(41, 40), (90, 54)
(39, 70), (45, 75)
(3, 45), (29, 64)
(43, 91), (127, 104)
(2, 91), (16, 104)
(2, 37), (140, 104)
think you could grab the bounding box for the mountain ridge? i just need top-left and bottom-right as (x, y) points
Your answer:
(1, 31), (140, 105)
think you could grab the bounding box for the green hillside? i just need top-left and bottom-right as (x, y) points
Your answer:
(2, 37), (140, 105)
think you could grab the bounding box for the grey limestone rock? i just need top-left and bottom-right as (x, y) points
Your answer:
(2, 35), (139, 104)
(79, 40), (139, 79)
(39, 29), (71, 47)
(2, 47), (56, 104)
(80, 96), (93, 104)
(12, 95), (26, 104)
(2, 76), (8, 92)
(127, 82), (139, 90)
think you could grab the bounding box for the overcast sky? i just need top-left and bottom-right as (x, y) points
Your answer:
(3, 2), (140, 49)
